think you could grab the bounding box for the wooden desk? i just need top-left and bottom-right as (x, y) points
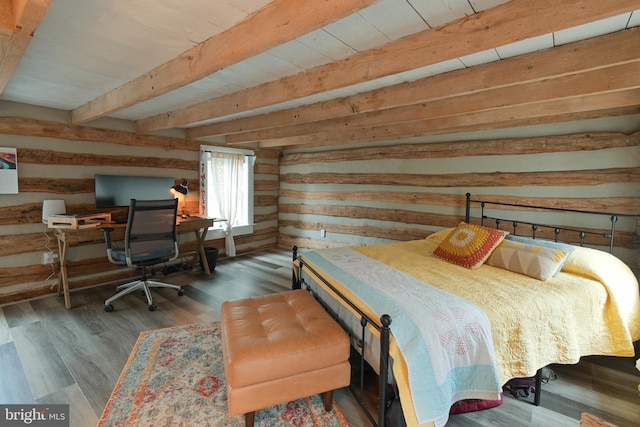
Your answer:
(52, 216), (214, 309)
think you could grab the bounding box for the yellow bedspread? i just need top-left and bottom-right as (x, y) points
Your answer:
(354, 230), (640, 387)
(296, 230), (640, 427)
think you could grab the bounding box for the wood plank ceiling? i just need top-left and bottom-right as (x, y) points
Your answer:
(0, 0), (638, 149)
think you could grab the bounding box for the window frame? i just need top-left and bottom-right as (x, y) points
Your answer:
(199, 144), (255, 237)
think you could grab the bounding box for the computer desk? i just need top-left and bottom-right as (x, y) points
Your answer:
(52, 216), (215, 309)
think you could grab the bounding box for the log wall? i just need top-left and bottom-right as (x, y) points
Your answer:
(0, 103), (279, 306)
(278, 130), (640, 273)
(1, 100), (639, 306)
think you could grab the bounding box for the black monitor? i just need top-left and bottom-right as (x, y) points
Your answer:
(95, 174), (175, 208)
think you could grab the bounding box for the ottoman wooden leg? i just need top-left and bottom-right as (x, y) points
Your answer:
(245, 411), (255, 427)
(323, 390), (334, 411)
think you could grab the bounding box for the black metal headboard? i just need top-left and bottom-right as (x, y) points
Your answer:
(464, 193), (629, 253)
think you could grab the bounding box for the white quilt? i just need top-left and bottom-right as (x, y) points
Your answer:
(304, 247), (502, 427)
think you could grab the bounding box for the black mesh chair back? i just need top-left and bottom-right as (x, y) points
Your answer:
(124, 199), (178, 266)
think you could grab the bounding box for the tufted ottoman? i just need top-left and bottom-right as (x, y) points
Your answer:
(221, 289), (351, 426)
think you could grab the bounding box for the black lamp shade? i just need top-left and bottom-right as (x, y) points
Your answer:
(172, 180), (188, 195)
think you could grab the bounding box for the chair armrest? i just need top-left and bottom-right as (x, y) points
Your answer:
(99, 227), (115, 248)
(99, 227), (126, 265)
(99, 228), (120, 262)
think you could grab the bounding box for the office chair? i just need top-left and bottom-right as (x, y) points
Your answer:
(101, 198), (184, 312)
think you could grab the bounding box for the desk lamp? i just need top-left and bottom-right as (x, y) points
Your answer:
(42, 199), (66, 225)
(171, 180), (189, 218)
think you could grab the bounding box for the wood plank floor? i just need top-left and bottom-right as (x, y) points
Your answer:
(0, 247), (638, 427)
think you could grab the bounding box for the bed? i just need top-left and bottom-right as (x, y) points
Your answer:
(292, 194), (640, 427)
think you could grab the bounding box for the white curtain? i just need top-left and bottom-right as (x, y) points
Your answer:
(201, 151), (244, 257)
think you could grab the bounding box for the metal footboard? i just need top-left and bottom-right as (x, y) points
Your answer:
(293, 246), (391, 427)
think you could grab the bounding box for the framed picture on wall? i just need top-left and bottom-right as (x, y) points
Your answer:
(0, 147), (18, 194)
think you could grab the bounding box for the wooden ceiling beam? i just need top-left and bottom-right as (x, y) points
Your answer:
(275, 105), (640, 150)
(190, 28), (640, 139)
(366, 90), (640, 143)
(71, 0), (381, 125)
(0, 0), (51, 94)
(0, 0), (14, 36)
(254, 89), (640, 148)
(141, 0), (640, 132)
(227, 61), (640, 143)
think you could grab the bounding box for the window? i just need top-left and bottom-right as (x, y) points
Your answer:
(200, 145), (254, 256)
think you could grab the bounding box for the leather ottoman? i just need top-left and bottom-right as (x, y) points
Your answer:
(221, 289), (350, 426)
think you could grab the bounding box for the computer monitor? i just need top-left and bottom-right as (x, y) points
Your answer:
(95, 174), (175, 208)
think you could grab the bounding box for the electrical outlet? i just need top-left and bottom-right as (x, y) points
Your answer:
(43, 252), (58, 264)
(320, 229), (326, 238)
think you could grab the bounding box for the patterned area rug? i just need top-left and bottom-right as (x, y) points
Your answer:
(580, 412), (618, 427)
(98, 322), (349, 426)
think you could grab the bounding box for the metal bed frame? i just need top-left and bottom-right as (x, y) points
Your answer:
(465, 193), (621, 253)
(292, 192), (630, 427)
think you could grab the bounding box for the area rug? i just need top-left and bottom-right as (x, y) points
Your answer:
(580, 412), (618, 427)
(98, 322), (348, 426)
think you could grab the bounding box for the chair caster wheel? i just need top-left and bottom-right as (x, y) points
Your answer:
(178, 288), (184, 296)
(105, 305), (114, 312)
(148, 304), (157, 311)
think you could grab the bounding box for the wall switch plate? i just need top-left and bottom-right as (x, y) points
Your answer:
(43, 252), (58, 264)
(320, 229), (326, 238)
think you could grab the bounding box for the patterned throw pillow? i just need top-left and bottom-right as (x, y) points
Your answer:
(505, 234), (575, 273)
(506, 234), (576, 254)
(433, 223), (508, 269)
(485, 239), (572, 280)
